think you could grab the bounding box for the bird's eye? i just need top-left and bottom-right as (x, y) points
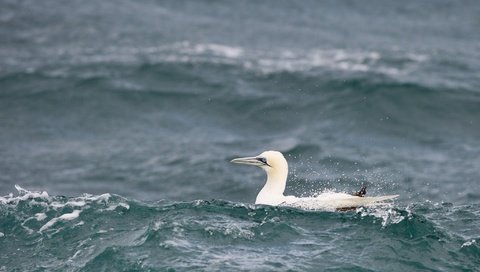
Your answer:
(257, 157), (267, 164)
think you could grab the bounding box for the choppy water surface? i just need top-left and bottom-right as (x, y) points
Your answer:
(1, 0), (479, 271)
(1, 187), (479, 271)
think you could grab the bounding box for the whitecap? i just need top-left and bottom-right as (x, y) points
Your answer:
(357, 206), (405, 227)
(461, 239), (476, 248)
(1, 185), (50, 206)
(35, 213), (47, 221)
(39, 210), (82, 232)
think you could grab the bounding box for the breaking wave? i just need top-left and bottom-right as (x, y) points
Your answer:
(1, 186), (478, 271)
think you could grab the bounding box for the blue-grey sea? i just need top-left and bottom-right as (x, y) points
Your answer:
(1, 0), (480, 271)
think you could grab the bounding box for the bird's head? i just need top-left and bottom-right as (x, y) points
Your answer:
(230, 150), (288, 174)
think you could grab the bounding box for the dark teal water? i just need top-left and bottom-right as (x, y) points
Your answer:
(1, 188), (479, 271)
(1, 0), (480, 271)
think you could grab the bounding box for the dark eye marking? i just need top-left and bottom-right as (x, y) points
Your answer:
(257, 157), (268, 164)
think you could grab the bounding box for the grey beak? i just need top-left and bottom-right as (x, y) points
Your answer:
(230, 156), (265, 166)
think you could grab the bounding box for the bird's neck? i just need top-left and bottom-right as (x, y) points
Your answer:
(256, 167), (288, 205)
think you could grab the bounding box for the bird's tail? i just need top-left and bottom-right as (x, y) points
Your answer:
(353, 186), (367, 197)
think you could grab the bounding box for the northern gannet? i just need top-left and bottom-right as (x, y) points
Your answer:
(231, 151), (398, 210)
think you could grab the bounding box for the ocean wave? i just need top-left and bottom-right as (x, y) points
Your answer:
(1, 41), (430, 81)
(1, 186), (479, 271)
(0, 186), (432, 239)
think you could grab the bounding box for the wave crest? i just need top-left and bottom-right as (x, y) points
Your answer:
(1, 186), (479, 271)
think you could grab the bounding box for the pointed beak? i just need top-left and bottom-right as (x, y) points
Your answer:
(230, 156), (265, 166)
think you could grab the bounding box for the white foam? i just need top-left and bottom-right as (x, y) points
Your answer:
(59, 210), (81, 220)
(0, 232), (4, 238)
(35, 213), (47, 221)
(190, 43), (243, 58)
(0, 185), (50, 205)
(50, 200), (87, 209)
(2, 185), (131, 236)
(83, 193), (111, 203)
(1, 186), (120, 210)
(461, 239), (476, 248)
(105, 202), (130, 211)
(205, 222), (255, 239)
(65, 200), (87, 207)
(39, 219), (57, 232)
(253, 49), (388, 74)
(207, 44), (399, 75)
(358, 206), (404, 227)
(62, 42), (425, 78)
(39, 210), (81, 232)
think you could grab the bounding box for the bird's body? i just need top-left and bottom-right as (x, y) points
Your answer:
(231, 151), (398, 210)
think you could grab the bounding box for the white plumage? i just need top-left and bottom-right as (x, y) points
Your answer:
(231, 150), (398, 210)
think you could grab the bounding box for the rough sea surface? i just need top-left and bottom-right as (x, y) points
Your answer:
(1, 0), (479, 271)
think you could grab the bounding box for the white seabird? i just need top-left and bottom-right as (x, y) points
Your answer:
(231, 150), (398, 210)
